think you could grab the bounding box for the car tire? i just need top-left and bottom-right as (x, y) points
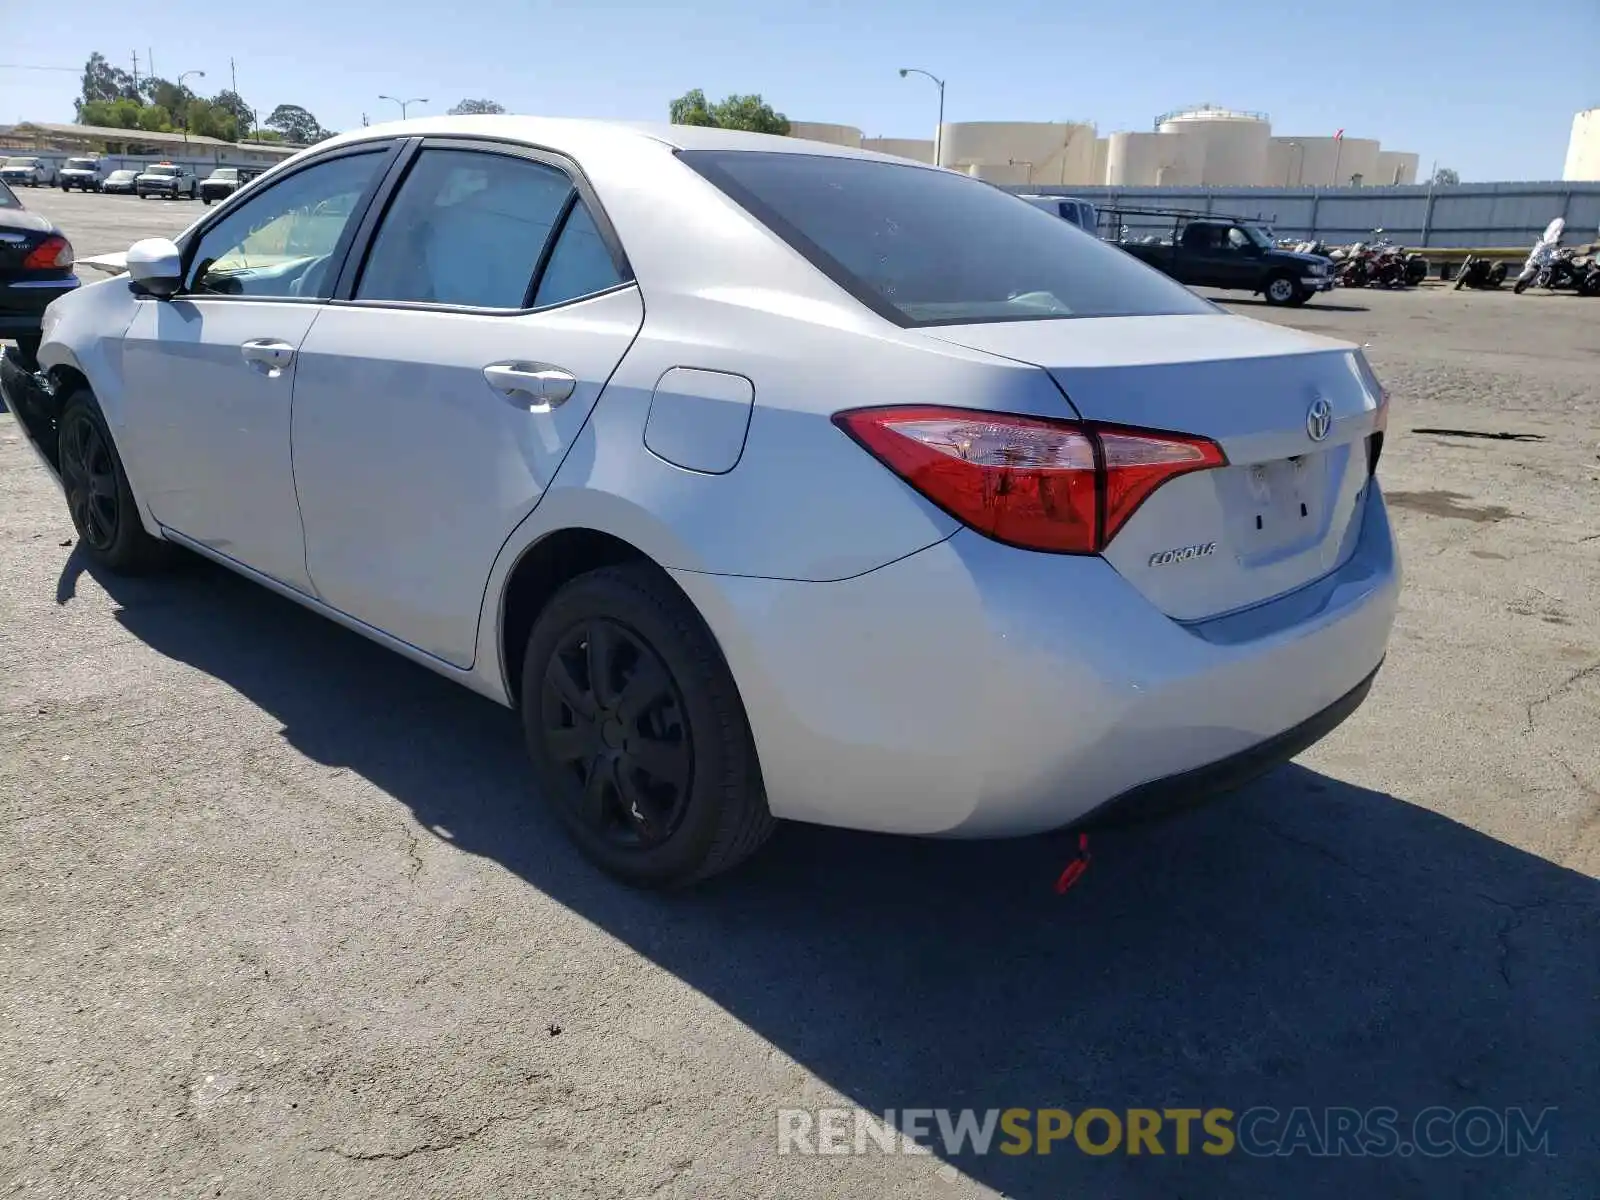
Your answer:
(55, 389), (175, 576)
(202, 194), (212, 206)
(1264, 274), (1301, 306)
(520, 563), (775, 888)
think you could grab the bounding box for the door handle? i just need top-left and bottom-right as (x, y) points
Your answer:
(240, 339), (296, 376)
(482, 362), (577, 411)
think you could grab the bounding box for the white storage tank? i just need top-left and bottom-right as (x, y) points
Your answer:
(1106, 132), (1164, 186)
(1564, 109), (1600, 181)
(1375, 150), (1419, 186)
(1156, 106), (1270, 186)
(938, 121), (1097, 185)
(860, 137), (935, 164)
(785, 122), (863, 149)
(1272, 136), (1379, 186)
(1090, 137), (1109, 186)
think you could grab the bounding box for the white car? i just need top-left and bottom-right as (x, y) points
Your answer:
(1, 156), (56, 187)
(2, 117), (1399, 888)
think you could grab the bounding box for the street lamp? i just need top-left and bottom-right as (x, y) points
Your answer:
(378, 95), (429, 119)
(898, 68), (945, 167)
(177, 70), (205, 146)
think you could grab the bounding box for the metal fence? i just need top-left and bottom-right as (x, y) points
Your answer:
(1008, 181), (1600, 249)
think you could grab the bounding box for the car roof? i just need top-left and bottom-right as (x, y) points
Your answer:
(323, 114), (932, 166)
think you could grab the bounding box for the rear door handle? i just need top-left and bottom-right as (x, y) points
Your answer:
(483, 362), (577, 411)
(240, 339), (296, 375)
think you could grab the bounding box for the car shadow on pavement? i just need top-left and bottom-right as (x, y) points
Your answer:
(83, 551), (1599, 1200)
(1214, 297), (1372, 313)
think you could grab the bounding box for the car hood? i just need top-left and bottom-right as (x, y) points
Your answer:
(1273, 249), (1333, 268)
(0, 207), (57, 235)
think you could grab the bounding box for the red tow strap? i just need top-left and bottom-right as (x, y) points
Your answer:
(1054, 832), (1092, 894)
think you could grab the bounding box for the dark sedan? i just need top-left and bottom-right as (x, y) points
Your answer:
(0, 180), (77, 366)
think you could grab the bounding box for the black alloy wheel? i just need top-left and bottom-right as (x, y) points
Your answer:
(520, 564), (775, 887)
(58, 406), (120, 553)
(540, 618), (694, 850)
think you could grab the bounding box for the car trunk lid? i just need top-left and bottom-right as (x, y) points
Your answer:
(917, 313), (1386, 621)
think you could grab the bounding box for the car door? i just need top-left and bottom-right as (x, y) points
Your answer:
(118, 143), (399, 592)
(290, 140), (643, 668)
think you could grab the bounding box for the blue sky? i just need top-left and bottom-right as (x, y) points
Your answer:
(2, 0), (1594, 180)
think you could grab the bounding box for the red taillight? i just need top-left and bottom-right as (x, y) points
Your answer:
(22, 235), (74, 271)
(832, 405), (1226, 554)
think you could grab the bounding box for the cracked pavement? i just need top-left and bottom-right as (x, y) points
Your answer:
(2, 193), (1598, 1199)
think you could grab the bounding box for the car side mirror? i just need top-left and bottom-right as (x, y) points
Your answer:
(126, 237), (182, 298)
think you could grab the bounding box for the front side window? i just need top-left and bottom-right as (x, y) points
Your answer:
(356, 149), (574, 309)
(681, 150), (1212, 326)
(184, 151), (385, 299)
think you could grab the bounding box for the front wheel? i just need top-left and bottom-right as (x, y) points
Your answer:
(521, 564), (774, 888)
(1264, 275), (1301, 306)
(201, 194), (212, 206)
(55, 390), (174, 575)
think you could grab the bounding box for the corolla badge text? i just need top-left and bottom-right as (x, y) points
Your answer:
(1149, 542), (1217, 568)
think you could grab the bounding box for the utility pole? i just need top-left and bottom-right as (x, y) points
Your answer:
(148, 48), (155, 80)
(131, 51), (139, 92)
(230, 57), (237, 97)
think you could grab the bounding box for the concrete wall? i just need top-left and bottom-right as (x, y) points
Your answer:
(786, 122), (863, 148)
(861, 137), (935, 164)
(1565, 109), (1600, 181)
(1015, 181), (1600, 248)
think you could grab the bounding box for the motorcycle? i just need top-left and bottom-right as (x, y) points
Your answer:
(1513, 218), (1565, 294)
(1452, 255), (1510, 290)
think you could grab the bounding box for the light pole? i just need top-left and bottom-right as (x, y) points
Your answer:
(898, 68), (945, 167)
(378, 95), (429, 119)
(177, 70), (205, 146)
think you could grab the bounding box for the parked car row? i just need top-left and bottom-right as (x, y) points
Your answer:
(1, 156), (262, 202)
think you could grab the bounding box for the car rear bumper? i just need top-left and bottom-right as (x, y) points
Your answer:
(0, 275), (78, 336)
(671, 482), (1399, 838)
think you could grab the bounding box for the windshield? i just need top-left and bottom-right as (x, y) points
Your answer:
(4, 158), (38, 168)
(1242, 225), (1275, 250)
(108, 170), (136, 181)
(146, 166), (180, 177)
(210, 169), (238, 180)
(64, 159), (98, 170)
(680, 151), (1212, 327)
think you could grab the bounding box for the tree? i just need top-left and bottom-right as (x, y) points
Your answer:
(265, 103), (323, 144)
(77, 51), (139, 113)
(668, 89), (789, 135)
(211, 89), (256, 132)
(1432, 166), (1460, 187)
(136, 104), (173, 133)
(448, 99), (506, 116)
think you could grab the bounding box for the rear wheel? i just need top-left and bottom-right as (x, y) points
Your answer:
(56, 390), (174, 575)
(1579, 271), (1600, 298)
(520, 564), (774, 888)
(1264, 274), (1301, 306)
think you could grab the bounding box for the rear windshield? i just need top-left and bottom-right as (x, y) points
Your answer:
(65, 159), (98, 170)
(679, 150), (1212, 327)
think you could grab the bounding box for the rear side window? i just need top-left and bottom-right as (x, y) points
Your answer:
(533, 202), (625, 307)
(681, 150), (1212, 327)
(356, 149), (573, 309)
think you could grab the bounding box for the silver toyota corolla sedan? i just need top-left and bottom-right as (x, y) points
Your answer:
(1, 117), (1399, 887)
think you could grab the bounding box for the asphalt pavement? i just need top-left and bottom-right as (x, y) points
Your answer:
(2, 189), (1597, 1199)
